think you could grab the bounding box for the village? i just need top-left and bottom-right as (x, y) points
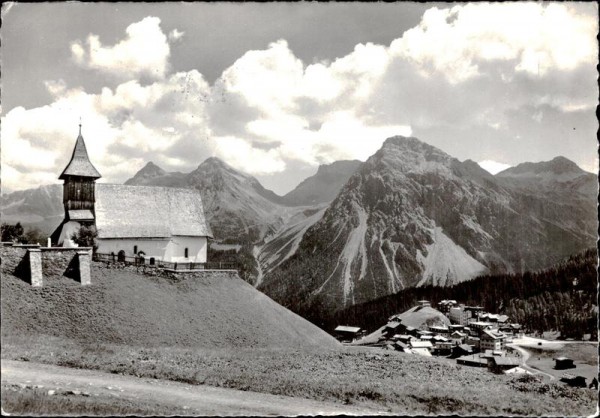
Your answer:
(334, 299), (596, 389)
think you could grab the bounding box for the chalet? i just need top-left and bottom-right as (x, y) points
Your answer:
(456, 354), (488, 368)
(554, 357), (575, 370)
(383, 321), (402, 337)
(334, 326), (361, 342)
(410, 340), (433, 357)
(560, 374), (587, 387)
(429, 325), (450, 335)
(395, 341), (411, 353)
(452, 344), (474, 358)
(51, 125), (213, 264)
(490, 356), (521, 374)
(448, 306), (472, 325)
(468, 321), (495, 334)
(479, 313), (510, 324)
(480, 330), (506, 351)
(437, 299), (457, 314)
(450, 331), (467, 345)
(410, 340), (433, 350)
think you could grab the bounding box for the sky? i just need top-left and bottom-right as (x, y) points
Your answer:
(1, 2), (598, 194)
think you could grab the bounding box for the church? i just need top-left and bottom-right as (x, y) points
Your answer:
(51, 125), (212, 264)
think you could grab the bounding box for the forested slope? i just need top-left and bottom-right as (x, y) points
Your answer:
(320, 249), (597, 337)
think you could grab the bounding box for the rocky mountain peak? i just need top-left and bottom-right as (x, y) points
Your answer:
(124, 161), (166, 185)
(496, 156), (585, 179)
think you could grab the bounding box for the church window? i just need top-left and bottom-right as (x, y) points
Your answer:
(185, 248), (189, 258)
(134, 245), (138, 255)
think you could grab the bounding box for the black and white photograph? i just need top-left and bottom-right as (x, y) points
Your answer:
(1, 1), (598, 416)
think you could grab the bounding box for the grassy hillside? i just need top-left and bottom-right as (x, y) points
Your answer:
(2, 258), (597, 415)
(1, 263), (339, 350)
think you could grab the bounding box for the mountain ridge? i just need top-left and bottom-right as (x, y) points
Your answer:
(259, 136), (596, 313)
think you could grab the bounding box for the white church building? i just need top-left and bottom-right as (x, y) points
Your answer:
(51, 125), (212, 264)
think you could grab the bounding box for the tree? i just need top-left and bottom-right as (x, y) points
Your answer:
(1, 222), (24, 242)
(71, 225), (98, 252)
(23, 227), (48, 245)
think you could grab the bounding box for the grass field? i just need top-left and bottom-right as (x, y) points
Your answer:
(2, 385), (198, 416)
(1, 263), (339, 350)
(2, 260), (598, 416)
(2, 333), (598, 416)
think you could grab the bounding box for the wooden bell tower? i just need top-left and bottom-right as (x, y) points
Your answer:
(58, 123), (102, 222)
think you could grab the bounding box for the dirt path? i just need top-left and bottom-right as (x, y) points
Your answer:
(507, 344), (555, 381)
(1, 360), (384, 416)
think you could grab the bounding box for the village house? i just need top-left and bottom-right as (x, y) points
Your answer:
(554, 357), (575, 370)
(436, 299), (457, 314)
(51, 125), (213, 265)
(448, 305), (472, 325)
(409, 340), (433, 356)
(490, 356), (521, 374)
(334, 325), (362, 342)
(479, 329), (506, 351)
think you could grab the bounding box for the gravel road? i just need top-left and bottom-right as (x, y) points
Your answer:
(1, 360), (385, 416)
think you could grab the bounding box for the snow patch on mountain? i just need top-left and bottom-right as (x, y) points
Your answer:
(416, 227), (487, 287)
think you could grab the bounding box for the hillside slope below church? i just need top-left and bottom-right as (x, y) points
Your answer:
(1, 262), (340, 350)
(260, 136), (596, 314)
(281, 160), (362, 206)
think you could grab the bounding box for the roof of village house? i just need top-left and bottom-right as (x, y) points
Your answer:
(94, 184), (212, 239)
(456, 344), (474, 352)
(456, 354), (488, 365)
(410, 340), (433, 348)
(335, 325), (361, 333)
(482, 330), (505, 340)
(411, 347), (432, 356)
(492, 357), (521, 367)
(59, 127), (102, 180)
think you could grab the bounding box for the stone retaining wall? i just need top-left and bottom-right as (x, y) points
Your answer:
(0, 243), (92, 286)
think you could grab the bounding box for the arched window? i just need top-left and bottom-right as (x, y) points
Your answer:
(184, 248), (189, 258)
(133, 245), (138, 255)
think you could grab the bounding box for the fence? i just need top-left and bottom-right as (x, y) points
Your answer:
(93, 253), (237, 271)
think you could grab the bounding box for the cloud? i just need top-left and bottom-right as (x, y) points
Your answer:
(1, 69), (213, 192)
(168, 29), (184, 42)
(70, 16), (171, 80)
(3, 4), (597, 193)
(389, 3), (598, 83)
(478, 160), (511, 175)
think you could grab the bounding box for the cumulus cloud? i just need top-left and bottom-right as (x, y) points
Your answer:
(3, 3), (598, 193)
(70, 16), (171, 80)
(389, 2), (598, 83)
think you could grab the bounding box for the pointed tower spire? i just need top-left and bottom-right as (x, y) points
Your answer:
(59, 123), (101, 180)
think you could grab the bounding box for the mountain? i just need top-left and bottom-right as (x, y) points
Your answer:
(124, 157), (293, 243)
(495, 156), (597, 198)
(259, 136), (597, 314)
(281, 160), (362, 206)
(0, 184), (63, 234)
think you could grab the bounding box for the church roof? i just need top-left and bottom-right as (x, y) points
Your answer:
(59, 128), (102, 180)
(94, 184), (212, 239)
